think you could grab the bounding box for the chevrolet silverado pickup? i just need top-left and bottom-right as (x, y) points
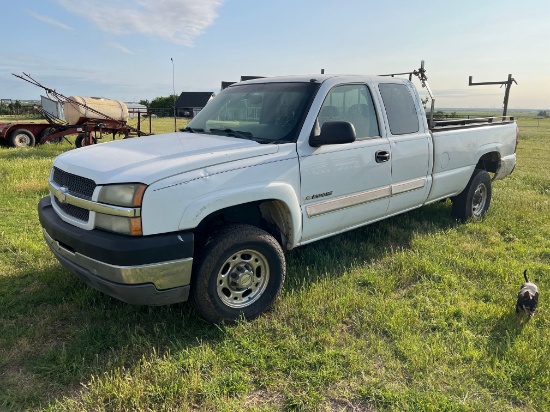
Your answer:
(38, 74), (518, 322)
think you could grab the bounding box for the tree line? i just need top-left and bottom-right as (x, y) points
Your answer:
(0, 100), (37, 116)
(136, 95), (178, 117)
(138, 95), (179, 110)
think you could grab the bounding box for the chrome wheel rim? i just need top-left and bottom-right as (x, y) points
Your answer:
(472, 183), (487, 217)
(217, 249), (270, 308)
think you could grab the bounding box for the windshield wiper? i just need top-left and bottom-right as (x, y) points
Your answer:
(181, 127), (205, 133)
(209, 128), (254, 140)
(209, 128), (279, 144)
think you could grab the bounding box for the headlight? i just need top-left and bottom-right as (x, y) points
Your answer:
(95, 183), (147, 236)
(98, 183), (146, 207)
(95, 213), (143, 236)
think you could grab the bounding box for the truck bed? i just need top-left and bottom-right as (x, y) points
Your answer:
(429, 116), (515, 132)
(427, 118), (517, 203)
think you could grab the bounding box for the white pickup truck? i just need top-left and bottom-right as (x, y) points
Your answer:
(38, 74), (518, 322)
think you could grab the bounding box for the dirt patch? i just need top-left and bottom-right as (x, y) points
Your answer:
(243, 388), (285, 409)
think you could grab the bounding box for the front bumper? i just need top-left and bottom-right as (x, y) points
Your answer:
(38, 197), (194, 305)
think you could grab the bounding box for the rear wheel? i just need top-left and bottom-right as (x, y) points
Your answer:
(40, 127), (62, 144)
(75, 133), (97, 148)
(9, 129), (35, 147)
(452, 169), (492, 220)
(191, 224), (286, 323)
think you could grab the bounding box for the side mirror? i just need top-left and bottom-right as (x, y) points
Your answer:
(309, 121), (356, 147)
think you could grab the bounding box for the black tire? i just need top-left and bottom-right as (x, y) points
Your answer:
(9, 129), (35, 148)
(40, 127), (62, 144)
(75, 133), (97, 148)
(451, 168), (492, 220)
(191, 224), (286, 323)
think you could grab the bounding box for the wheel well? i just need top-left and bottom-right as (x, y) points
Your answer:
(476, 152), (500, 173)
(194, 200), (293, 250)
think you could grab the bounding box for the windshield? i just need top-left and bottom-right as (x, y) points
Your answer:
(185, 82), (319, 143)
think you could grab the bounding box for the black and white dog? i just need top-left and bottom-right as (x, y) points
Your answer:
(516, 270), (539, 317)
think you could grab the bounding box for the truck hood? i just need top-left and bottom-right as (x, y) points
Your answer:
(54, 132), (280, 185)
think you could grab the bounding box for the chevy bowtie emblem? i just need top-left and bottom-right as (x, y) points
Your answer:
(56, 186), (69, 204)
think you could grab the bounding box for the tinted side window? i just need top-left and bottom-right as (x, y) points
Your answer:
(318, 84), (380, 138)
(378, 83), (419, 135)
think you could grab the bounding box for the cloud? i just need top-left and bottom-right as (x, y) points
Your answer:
(28, 10), (73, 30)
(109, 42), (135, 55)
(57, 0), (223, 46)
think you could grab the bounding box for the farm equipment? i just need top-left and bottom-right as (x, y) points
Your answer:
(1, 73), (148, 148)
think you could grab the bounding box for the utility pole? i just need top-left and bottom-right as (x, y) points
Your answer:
(171, 58), (177, 132)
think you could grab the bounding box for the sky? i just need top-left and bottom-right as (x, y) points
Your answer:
(1, 0), (549, 109)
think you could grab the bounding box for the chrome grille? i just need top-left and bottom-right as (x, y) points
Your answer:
(53, 197), (90, 222)
(51, 167), (96, 222)
(52, 167), (96, 200)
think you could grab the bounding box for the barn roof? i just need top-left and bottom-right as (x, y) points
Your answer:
(240, 76), (264, 81)
(221, 81), (236, 90)
(175, 92), (214, 108)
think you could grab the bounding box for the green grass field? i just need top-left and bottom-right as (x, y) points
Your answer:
(0, 116), (549, 411)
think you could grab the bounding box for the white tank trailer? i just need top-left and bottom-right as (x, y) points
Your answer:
(64, 97), (129, 125)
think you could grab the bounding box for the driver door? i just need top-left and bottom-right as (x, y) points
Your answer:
(298, 83), (392, 242)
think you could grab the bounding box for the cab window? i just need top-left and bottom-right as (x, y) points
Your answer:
(378, 83), (419, 135)
(318, 84), (380, 138)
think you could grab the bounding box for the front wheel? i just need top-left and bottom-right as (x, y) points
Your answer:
(451, 168), (492, 220)
(191, 224), (286, 323)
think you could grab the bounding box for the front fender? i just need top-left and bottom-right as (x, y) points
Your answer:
(179, 182), (302, 248)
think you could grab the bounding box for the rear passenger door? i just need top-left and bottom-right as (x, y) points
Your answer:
(298, 83), (392, 242)
(378, 82), (432, 215)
